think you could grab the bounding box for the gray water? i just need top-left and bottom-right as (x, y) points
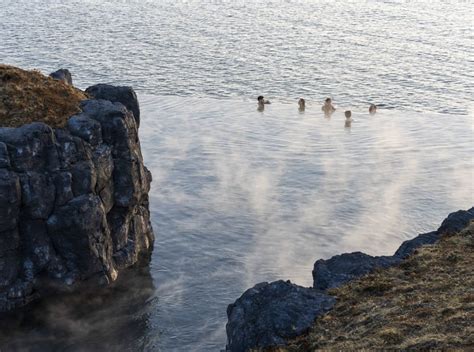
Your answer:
(1, 0), (473, 114)
(0, 1), (473, 351)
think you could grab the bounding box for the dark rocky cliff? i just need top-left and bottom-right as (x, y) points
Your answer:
(0, 78), (154, 313)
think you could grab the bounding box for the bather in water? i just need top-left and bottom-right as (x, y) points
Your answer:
(298, 98), (305, 112)
(257, 95), (271, 111)
(344, 110), (352, 128)
(369, 104), (377, 114)
(322, 97), (336, 117)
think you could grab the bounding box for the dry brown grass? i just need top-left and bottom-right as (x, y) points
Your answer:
(274, 222), (474, 351)
(0, 64), (87, 128)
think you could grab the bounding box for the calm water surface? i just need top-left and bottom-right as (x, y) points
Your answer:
(0, 1), (473, 351)
(1, 0), (473, 114)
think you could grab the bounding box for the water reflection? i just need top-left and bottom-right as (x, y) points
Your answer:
(1, 96), (472, 351)
(0, 267), (157, 351)
(140, 96), (472, 350)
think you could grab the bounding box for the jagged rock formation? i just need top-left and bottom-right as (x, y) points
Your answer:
(225, 207), (474, 352)
(0, 82), (154, 313)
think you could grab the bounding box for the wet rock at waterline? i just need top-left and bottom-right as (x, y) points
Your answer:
(313, 207), (474, 290)
(226, 280), (335, 352)
(0, 79), (154, 313)
(312, 252), (400, 291)
(226, 207), (474, 351)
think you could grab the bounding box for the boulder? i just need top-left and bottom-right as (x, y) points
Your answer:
(85, 84), (140, 127)
(437, 207), (474, 235)
(313, 252), (400, 291)
(226, 280), (335, 352)
(49, 69), (73, 85)
(393, 231), (439, 259)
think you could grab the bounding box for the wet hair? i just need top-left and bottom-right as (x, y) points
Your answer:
(369, 104), (377, 112)
(344, 110), (352, 118)
(298, 98), (305, 105)
(325, 98), (332, 103)
(257, 96), (264, 102)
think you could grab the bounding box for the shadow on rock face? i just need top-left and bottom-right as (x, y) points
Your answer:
(0, 266), (158, 351)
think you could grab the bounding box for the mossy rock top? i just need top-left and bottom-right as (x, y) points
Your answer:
(0, 65), (87, 128)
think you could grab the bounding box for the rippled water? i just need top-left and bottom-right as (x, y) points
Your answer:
(1, 1), (473, 351)
(1, 0), (473, 114)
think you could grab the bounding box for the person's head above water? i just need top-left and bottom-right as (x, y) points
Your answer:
(298, 98), (305, 108)
(345, 110), (352, 119)
(322, 97), (336, 113)
(369, 104), (377, 114)
(258, 95), (270, 104)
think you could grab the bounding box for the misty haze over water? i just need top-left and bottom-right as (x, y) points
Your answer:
(0, 1), (473, 351)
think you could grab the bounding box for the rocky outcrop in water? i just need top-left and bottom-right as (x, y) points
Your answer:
(0, 81), (154, 313)
(226, 280), (335, 352)
(225, 207), (474, 351)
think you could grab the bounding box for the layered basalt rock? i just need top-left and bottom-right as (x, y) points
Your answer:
(0, 82), (154, 313)
(225, 207), (474, 351)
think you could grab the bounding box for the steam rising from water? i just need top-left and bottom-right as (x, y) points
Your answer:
(141, 96), (472, 350)
(0, 96), (472, 351)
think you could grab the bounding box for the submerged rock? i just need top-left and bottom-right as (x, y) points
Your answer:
(226, 280), (335, 352)
(0, 79), (154, 313)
